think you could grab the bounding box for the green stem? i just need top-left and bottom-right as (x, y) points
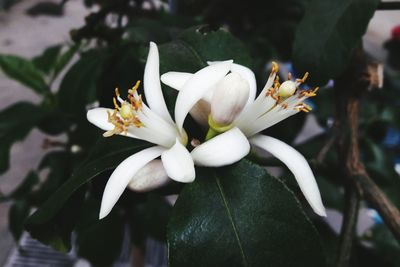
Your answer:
(205, 127), (219, 141)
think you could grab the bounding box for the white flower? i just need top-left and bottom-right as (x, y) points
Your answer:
(87, 43), (250, 219)
(161, 62), (327, 216)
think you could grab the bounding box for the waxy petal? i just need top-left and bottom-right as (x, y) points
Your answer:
(144, 42), (173, 124)
(87, 108), (114, 131)
(208, 61), (257, 107)
(174, 60), (232, 132)
(249, 134), (327, 217)
(191, 127), (250, 167)
(160, 72), (192, 89)
(161, 139), (195, 183)
(99, 146), (165, 219)
(128, 159), (169, 192)
(87, 108), (136, 138)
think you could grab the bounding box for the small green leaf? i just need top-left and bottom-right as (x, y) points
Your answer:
(9, 199), (31, 241)
(0, 103), (45, 174)
(293, 0), (380, 84)
(0, 55), (49, 94)
(168, 160), (326, 267)
(25, 137), (150, 247)
(58, 49), (107, 114)
(32, 45), (62, 74)
(53, 45), (78, 78)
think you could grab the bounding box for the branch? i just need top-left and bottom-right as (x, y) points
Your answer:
(335, 188), (360, 267)
(334, 49), (400, 242)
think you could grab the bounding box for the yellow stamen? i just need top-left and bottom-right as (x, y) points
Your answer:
(295, 103), (312, 113)
(271, 61), (279, 73)
(296, 72), (309, 84)
(103, 81), (144, 137)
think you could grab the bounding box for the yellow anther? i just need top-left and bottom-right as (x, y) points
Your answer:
(295, 103), (312, 113)
(113, 97), (119, 109)
(271, 61), (279, 73)
(296, 72), (309, 84)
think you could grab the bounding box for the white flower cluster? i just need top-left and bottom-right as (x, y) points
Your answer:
(87, 42), (326, 219)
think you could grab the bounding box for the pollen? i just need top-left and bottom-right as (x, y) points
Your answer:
(103, 81), (144, 137)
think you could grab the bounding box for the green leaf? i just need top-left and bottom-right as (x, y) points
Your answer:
(32, 45), (62, 74)
(9, 199), (31, 241)
(178, 26), (253, 67)
(168, 160), (326, 267)
(58, 49), (107, 114)
(53, 45), (78, 78)
(25, 136), (150, 249)
(76, 197), (125, 266)
(0, 55), (49, 94)
(0, 103), (45, 174)
(293, 0), (380, 84)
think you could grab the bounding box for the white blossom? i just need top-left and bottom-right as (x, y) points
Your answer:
(87, 43), (250, 219)
(161, 61), (327, 216)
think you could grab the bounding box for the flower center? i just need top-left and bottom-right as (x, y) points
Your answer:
(264, 64), (318, 112)
(103, 81), (144, 137)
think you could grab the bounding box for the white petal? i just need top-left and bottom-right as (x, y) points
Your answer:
(87, 108), (114, 131)
(161, 139), (195, 183)
(208, 61), (257, 107)
(128, 159), (169, 192)
(99, 146), (165, 219)
(249, 135), (327, 217)
(160, 72), (192, 90)
(191, 127), (250, 167)
(174, 60), (232, 132)
(143, 42), (173, 124)
(87, 108), (136, 138)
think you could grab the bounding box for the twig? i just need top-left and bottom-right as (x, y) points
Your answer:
(377, 2), (400, 10)
(334, 49), (400, 244)
(316, 134), (336, 164)
(335, 188), (360, 267)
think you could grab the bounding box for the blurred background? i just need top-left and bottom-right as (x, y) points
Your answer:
(0, 0), (400, 266)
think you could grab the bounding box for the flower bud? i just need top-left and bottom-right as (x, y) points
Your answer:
(278, 80), (296, 98)
(210, 73), (250, 127)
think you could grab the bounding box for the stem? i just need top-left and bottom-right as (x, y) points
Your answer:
(335, 188), (360, 267)
(205, 127), (219, 141)
(333, 48), (400, 243)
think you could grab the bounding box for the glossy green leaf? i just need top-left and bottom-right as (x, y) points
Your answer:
(168, 160), (326, 267)
(53, 45), (78, 78)
(0, 103), (44, 174)
(58, 49), (107, 114)
(0, 55), (49, 94)
(76, 198), (125, 266)
(9, 199), (31, 241)
(293, 0), (380, 84)
(178, 26), (253, 67)
(32, 45), (62, 74)
(25, 136), (150, 250)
